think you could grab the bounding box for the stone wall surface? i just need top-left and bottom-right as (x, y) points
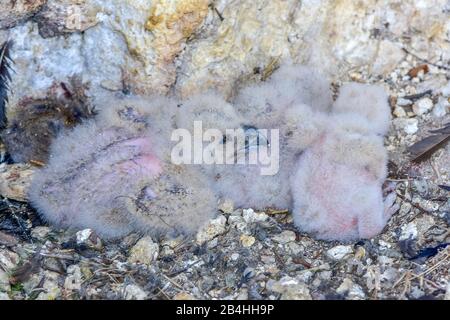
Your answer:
(0, 0), (449, 109)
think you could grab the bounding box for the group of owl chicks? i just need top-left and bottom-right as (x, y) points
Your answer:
(5, 63), (400, 242)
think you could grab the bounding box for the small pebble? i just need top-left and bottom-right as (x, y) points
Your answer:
(267, 276), (312, 300)
(272, 231), (296, 244)
(240, 234), (256, 247)
(218, 198), (234, 214)
(196, 215), (227, 244)
(396, 98), (412, 106)
(231, 253), (240, 261)
(404, 118), (419, 134)
(393, 106), (406, 118)
(0, 249), (19, 271)
(242, 209), (268, 223)
(31, 226), (51, 239)
(326, 245), (353, 261)
(76, 229), (103, 250)
(128, 236), (159, 266)
(123, 284), (148, 300)
(413, 97), (433, 116)
(64, 265), (83, 291)
(173, 292), (195, 300)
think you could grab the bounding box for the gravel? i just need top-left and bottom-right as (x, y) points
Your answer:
(0, 17), (449, 301)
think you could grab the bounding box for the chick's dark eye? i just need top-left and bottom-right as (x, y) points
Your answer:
(167, 185), (187, 195)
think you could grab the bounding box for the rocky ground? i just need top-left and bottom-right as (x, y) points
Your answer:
(0, 54), (449, 299)
(0, 0), (449, 300)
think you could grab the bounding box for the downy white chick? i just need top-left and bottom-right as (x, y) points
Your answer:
(290, 83), (399, 241)
(28, 95), (217, 239)
(217, 63), (332, 209)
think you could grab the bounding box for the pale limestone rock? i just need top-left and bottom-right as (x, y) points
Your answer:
(7, 22), (86, 108)
(326, 245), (353, 261)
(5, 0), (208, 110)
(76, 229), (103, 250)
(123, 284), (148, 300)
(413, 97), (434, 116)
(0, 0), (46, 29)
(64, 265), (83, 291)
(94, 0), (209, 95)
(393, 106), (406, 118)
(240, 234), (255, 247)
(177, 0), (450, 97)
(218, 198), (234, 214)
(272, 231), (296, 245)
(176, 0), (300, 98)
(242, 208), (268, 224)
(433, 97), (449, 117)
(34, 0), (99, 38)
(128, 236), (159, 266)
(371, 40), (405, 75)
(0, 163), (34, 202)
(196, 215), (227, 244)
(267, 276), (312, 300)
(393, 118), (419, 135)
(2, 0), (449, 115)
(31, 226), (51, 239)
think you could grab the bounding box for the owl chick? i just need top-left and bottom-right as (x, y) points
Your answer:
(1, 77), (95, 164)
(28, 95), (217, 239)
(290, 84), (398, 241)
(234, 62), (333, 128)
(217, 63), (331, 209)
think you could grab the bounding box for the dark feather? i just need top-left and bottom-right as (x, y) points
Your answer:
(0, 40), (14, 129)
(409, 243), (450, 262)
(408, 133), (450, 162)
(429, 123), (450, 134)
(438, 185), (450, 192)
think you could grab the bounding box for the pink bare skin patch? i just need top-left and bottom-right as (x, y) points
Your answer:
(115, 154), (162, 177)
(114, 137), (163, 177)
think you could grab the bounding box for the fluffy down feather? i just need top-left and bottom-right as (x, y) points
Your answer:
(176, 92), (244, 131)
(234, 63), (333, 128)
(332, 83), (391, 135)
